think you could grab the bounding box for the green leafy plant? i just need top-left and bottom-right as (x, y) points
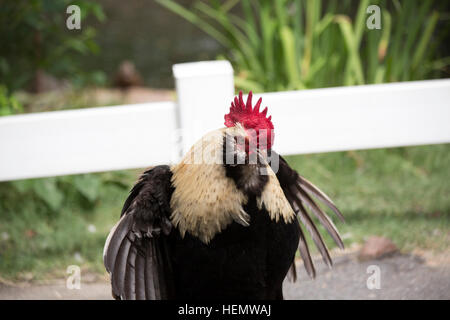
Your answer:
(157, 0), (449, 92)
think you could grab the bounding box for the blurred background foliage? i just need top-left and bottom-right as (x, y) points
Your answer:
(0, 86), (23, 116)
(0, 0), (449, 280)
(0, 0), (106, 93)
(158, 0), (450, 92)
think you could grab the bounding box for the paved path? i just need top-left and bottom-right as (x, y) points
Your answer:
(1, 252), (449, 300)
(0, 282), (111, 300)
(284, 252), (450, 300)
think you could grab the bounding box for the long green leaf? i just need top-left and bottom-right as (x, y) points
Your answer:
(335, 15), (364, 85)
(412, 11), (439, 72)
(280, 26), (301, 88)
(155, 0), (231, 48)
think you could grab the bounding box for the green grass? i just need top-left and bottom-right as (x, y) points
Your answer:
(0, 169), (140, 281)
(0, 145), (449, 281)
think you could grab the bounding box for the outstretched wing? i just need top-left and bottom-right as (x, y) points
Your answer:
(273, 151), (345, 279)
(103, 165), (175, 300)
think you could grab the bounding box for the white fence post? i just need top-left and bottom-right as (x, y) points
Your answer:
(173, 61), (234, 155)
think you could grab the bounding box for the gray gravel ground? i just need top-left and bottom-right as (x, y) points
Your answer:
(0, 281), (111, 300)
(284, 252), (450, 300)
(1, 252), (449, 300)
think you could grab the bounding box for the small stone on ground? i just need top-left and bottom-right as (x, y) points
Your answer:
(357, 236), (398, 261)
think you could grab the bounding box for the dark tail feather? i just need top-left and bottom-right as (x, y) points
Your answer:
(111, 233), (132, 298)
(296, 220), (316, 279)
(294, 184), (344, 250)
(154, 239), (167, 299)
(124, 239), (137, 300)
(146, 241), (161, 299)
(288, 262), (297, 282)
(298, 176), (345, 222)
(289, 186), (333, 268)
(144, 241), (156, 299)
(104, 214), (133, 273)
(134, 244), (146, 300)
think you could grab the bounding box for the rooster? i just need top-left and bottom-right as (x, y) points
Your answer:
(103, 91), (344, 300)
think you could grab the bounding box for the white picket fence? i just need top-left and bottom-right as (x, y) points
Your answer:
(1, 60), (449, 182)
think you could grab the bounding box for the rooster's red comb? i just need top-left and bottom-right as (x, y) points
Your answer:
(224, 91), (273, 129)
(224, 91), (274, 149)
